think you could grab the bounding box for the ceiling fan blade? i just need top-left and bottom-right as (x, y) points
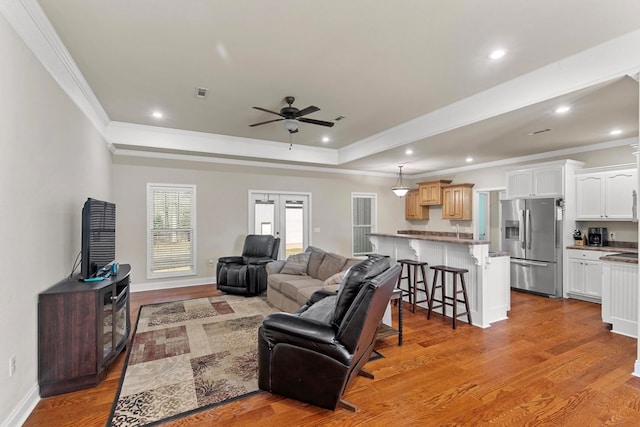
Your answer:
(295, 106), (320, 117)
(249, 118), (284, 127)
(298, 117), (335, 127)
(252, 106), (284, 117)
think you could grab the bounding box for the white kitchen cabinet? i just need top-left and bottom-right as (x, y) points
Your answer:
(576, 166), (637, 220)
(601, 260), (638, 338)
(506, 166), (563, 199)
(566, 249), (614, 303)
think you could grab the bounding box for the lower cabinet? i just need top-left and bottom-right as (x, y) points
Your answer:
(602, 260), (638, 338)
(38, 264), (131, 397)
(566, 250), (612, 303)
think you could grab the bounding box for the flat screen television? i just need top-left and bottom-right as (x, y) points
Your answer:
(81, 198), (116, 278)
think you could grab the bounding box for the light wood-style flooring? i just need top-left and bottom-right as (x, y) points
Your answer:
(25, 285), (640, 426)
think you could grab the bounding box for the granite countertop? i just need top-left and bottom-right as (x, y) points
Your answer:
(488, 251), (510, 257)
(566, 244), (638, 254)
(369, 231), (487, 245)
(599, 253), (638, 264)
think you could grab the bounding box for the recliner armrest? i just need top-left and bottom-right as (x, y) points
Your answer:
(218, 256), (244, 264)
(262, 313), (336, 344)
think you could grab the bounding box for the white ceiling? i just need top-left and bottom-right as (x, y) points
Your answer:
(23, 1), (640, 175)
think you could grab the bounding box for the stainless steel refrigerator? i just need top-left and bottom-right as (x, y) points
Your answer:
(501, 197), (563, 297)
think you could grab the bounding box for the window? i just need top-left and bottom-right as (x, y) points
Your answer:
(352, 193), (377, 257)
(147, 184), (196, 279)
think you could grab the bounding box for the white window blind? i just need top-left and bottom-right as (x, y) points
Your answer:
(147, 184), (196, 279)
(352, 193), (377, 257)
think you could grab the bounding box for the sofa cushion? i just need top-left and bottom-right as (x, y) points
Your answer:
(317, 253), (348, 281)
(306, 249), (326, 278)
(323, 271), (347, 288)
(280, 252), (310, 275)
(267, 273), (307, 293)
(280, 278), (323, 300)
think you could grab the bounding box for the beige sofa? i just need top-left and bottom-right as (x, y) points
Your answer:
(265, 247), (362, 313)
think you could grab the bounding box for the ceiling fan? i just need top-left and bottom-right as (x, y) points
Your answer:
(249, 96), (335, 133)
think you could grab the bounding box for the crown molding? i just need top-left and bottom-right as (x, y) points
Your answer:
(0, 0), (109, 136)
(413, 137), (639, 179)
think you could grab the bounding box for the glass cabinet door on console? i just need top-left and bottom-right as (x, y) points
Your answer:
(38, 265), (131, 397)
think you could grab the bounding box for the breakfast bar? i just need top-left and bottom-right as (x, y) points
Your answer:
(369, 231), (511, 328)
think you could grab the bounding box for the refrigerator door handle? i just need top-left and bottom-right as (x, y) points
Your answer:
(526, 209), (532, 250)
(519, 209), (525, 249)
(511, 259), (549, 267)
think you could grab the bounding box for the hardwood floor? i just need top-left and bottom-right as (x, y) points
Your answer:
(24, 286), (640, 426)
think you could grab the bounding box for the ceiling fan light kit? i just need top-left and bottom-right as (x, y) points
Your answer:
(392, 165), (410, 197)
(249, 96), (335, 134)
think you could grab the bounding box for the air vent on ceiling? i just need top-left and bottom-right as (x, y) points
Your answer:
(527, 128), (552, 136)
(334, 115), (346, 121)
(194, 87), (209, 99)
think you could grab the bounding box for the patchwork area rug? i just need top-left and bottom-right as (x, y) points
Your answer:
(107, 295), (276, 427)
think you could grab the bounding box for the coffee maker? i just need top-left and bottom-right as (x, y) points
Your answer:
(588, 227), (608, 246)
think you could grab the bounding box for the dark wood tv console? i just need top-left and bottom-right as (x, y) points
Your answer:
(38, 264), (131, 397)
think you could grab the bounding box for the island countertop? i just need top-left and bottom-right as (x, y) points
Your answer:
(369, 231), (487, 245)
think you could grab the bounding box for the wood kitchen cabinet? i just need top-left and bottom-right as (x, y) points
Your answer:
(575, 166), (637, 220)
(442, 183), (474, 220)
(416, 180), (451, 205)
(405, 189), (429, 220)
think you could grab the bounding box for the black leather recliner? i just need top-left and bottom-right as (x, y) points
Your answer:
(258, 255), (401, 410)
(216, 234), (280, 296)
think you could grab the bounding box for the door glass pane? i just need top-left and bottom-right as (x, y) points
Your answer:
(254, 200), (275, 236)
(285, 201), (304, 257)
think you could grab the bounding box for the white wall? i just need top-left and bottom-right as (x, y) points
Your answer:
(112, 156), (406, 289)
(0, 15), (112, 426)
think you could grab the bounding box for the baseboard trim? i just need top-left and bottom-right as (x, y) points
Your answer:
(2, 382), (40, 427)
(130, 276), (216, 293)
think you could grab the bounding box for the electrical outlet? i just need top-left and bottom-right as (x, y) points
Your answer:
(208, 258), (214, 267)
(9, 355), (15, 377)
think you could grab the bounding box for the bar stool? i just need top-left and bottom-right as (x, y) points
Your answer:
(427, 265), (471, 329)
(395, 259), (429, 313)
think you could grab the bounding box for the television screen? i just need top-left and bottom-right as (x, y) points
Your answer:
(81, 198), (116, 278)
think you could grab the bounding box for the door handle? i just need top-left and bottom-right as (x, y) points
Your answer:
(526, 209), (532, 250)
(511, 259), (549, 267)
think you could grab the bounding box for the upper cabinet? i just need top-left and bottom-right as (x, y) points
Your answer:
(576, 166), (637, 221)
(405, 189), (429, 220)
(442, 183), (474, 220)
(507, 166), (564, 198)
(416, 180), (452, 205)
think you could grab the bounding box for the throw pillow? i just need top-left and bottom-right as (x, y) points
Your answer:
(323, 270), (346, 288)
(299, 295), (337, 324)
(280, 252), (311, 275)
(317, 253), (347, 281)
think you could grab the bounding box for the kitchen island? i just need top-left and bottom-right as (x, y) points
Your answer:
(600, 252), (639, 338)
(369, 231), (510, 328)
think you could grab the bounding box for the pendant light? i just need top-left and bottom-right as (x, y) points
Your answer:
(392, 165), (410, 197)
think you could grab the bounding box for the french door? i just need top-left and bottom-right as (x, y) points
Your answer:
(249, 191), (310, 260)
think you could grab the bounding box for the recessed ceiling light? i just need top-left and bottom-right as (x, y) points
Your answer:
(322, 136), (330, 143)
(610, 129), (622, 135)
(405, 149), (413, 155)
(555, 105), (571, 114)
(466, 157), (474, 163)
(489, 49), (506, 60)
(152, 111), (163, 119)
